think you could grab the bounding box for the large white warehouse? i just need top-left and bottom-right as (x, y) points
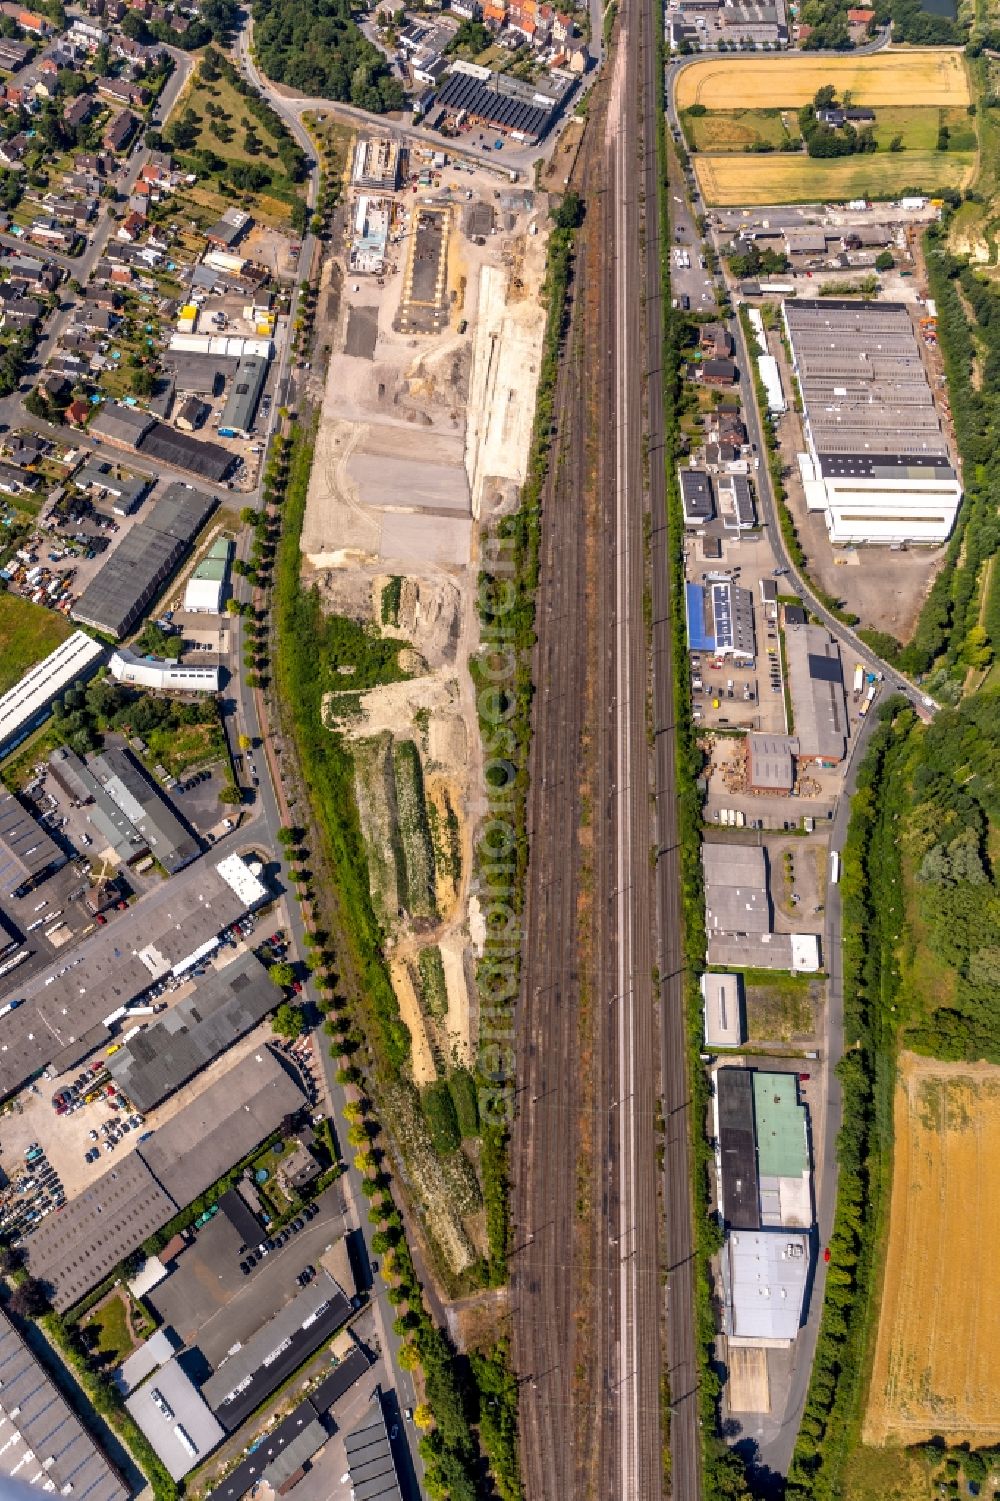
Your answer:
(783, 298), (962, 545)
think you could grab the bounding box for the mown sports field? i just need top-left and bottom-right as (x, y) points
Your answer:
(863, 1053), (1000, 1449)
(675, 48), (971, 111)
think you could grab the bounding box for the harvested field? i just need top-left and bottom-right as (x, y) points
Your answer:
(693, 149), (974, 207)
(676, 49), (970, 111)
(864, 1053), (1000, 1448)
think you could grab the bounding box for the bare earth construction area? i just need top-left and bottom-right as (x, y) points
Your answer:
(864, 1053), (1000, 1449)
(299, 165), (548, 1278)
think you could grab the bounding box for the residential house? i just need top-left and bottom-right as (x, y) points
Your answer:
(16, 11), (50, 35)
(63, 93), (95, 129)
(0, 296), (40, 332)
(702, 358), (738, 387)
(103, 109), (137, 152)
(74, 305), (117, 333)
(28, 218), (75, 250)
(0, 37), (31, 69)
(65, 398), (90, 427)
(98, 77), (148, 108)
(118, 210), (145, 242)
(0, 133), (28, 166)
(69, 17), (108, 48)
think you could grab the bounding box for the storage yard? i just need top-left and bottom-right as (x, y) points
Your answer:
(864, 1054), (1000, 1448)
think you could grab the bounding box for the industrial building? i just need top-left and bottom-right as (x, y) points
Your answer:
(703, 843), (770, 936)
(91, 745), (199, 871)
(745, 733), (798, 794)
(110, 649), (220, 694)
(353, 136), (402, 190)
(343, 1395), (405, 1501)
(202, 1270), (352, 1431)
(205, 1348), (372, 1501)
(717, 473), (756, 531)
(349, 195), (392, 275)
(139, 1046), (304, 1209)
(702, 842), (821, 972)
(183, 537), (231, 613)
(432, 61), (569, 143)
(754, 1070), (811, 1228)
(73, 484), (217, 638)
(105, 951), (285, 1111)
(0, 1307), (128, 1501)
(88, 402), (234, 484)
(0, 854), (269, 1100)
(679, 467), (714, 526)
(26, 1047), (306, 1310)
(126, 1359), (225, 1481)
(0, 790), (67, 897)
(783, 299), (962, 543)
(701, 971), (745, 1049)
(715, 1066), (812, 1231)
(724, 1229), (809, 1344)
(717, 1066), (760, 1228)
(50, 744), (199, 872)
(757, 354), (785, 415)
(783, 622), (848, 764)
(0, 629), (105, 755)
(218, 354), (268, 439)
(685, 579), (756, 661)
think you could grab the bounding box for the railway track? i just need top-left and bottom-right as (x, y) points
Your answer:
(513, 0), (672, 1492)
(510, 62), (612, 1501)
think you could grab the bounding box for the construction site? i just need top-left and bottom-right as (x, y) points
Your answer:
(300, 148), (548, 1275)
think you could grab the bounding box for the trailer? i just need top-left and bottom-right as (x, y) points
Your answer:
(852, 663), (864, 699)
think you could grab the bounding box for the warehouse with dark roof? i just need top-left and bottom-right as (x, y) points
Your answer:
(105, 951), (285, 1111)
(0, 790), (66, 896)
(72, 483), (217, 638)
(433, 63), (568, 142)
(0, 1307), (128, 1501)
(201, 1270), (351, 1431)
(26, 1047), (306, 1310)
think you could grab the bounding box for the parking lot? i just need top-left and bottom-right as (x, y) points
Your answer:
(0, 928), (274, 1200)
(149, 1182), (350, 1367)
(684, 529), (791, 736)
(0, 1141), (66, 1243)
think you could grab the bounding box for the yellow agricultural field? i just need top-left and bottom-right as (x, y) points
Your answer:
(676, 48), (970, 111)
(864, 1053), (1000, 1449)
(693, 149), (975, 206)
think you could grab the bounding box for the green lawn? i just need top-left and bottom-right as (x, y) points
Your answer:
(0, 592), (73, 697)
(182, 68), (285, 166)
(739, 967), (819, 1043)
(82, 1293), (134, 1365)
(684, 103), (976, 156)
(682, 106), (793, 153)
(140, 720), (226, 778)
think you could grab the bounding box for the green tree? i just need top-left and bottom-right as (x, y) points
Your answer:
(272, 1002), (304, 1039)
(268, 962), (295, 991)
